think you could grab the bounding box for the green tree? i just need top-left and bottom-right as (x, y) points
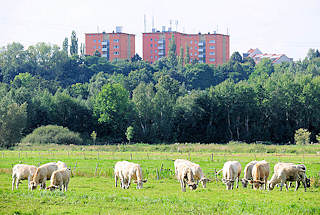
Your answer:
(93, 83), (132, 137)
(178, 46), (184, 66)
(63, 37), (68, 54)
(0, 102), (27, 148)
(167, 34), (177, 67)
(125, 126), (134, 144)
(184, 45), (190, 64)
(70, 30), (78, 56)
(94, 50), (101, 57)
(294, 128), (311, 145)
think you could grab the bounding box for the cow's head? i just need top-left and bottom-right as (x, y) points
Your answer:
(223, 179), (234, 190)
(267, 181), (275, 190)
(46, 185), (59, 191)
(29, 181), (37, 190)
(200, 178), (210, 188)
(241, 178), (249, 188)
(306, 177), (311, 188)
(134, 179), (147, 189)
(188, 182), (197, 190)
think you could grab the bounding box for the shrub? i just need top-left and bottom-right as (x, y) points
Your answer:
(316, 134), (320, 144)
(22, 125), (83, 145)
(294, 128), (311, 145)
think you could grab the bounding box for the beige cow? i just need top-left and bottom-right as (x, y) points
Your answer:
(241, 161), (258, 188)
(30, 162), (58, 190)
(12, 164), (37, 190)
(251, 160), (270, 190)
(46, 168), (71, 192)
(114, 161), (147, 189)
(222, 161), (241, 190)
(174, 160), (197, 192)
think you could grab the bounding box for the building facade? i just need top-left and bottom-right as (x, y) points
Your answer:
(85, 31), (135, 61)
(143, 31), (229, 65)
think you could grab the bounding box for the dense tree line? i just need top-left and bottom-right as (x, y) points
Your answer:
(0, 37), (320, 147)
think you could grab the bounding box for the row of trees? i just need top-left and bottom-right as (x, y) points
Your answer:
(0, 34), (320, 147)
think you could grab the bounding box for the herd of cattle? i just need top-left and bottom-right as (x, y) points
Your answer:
(11, 159), (311, 192)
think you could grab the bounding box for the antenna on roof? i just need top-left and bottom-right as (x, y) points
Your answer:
(97, 26), (99, 33)
(152, 16), (154, 29)
(227, 27), (229, 35)
(144, 14), (146, 32)
(175, 20), (178, 32)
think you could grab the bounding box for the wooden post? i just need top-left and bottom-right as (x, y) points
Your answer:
(18, 151), (20, 159)
(97, 152), (99, 160)
(95, 162), (99, 176)
(211, 153), (213, 162)
(68, 151), (69, 158)
(147, 153), (149, 160)
(188, 152), (191, 161)
(156, 169), (159, 180)
(130, 153), (132, 160)
(2, 152), (4, 159)
(159, 163), (163, 179)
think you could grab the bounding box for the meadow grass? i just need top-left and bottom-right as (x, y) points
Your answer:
(0, 143), (320, 214)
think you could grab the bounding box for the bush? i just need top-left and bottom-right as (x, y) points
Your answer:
(294, 128), (311, 145)
(22, 125), (83, 145)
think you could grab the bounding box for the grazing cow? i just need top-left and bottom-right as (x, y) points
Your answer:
(241, 161), (258, 188)
(268, 164), (307, 191)
(174, 160), (197, 192)
(174, 159), (210, 188)
(114, 161), (147, 189)
(30, 162), (58, 190)
(251, 160), (270, 190)
(222, 161), (241, 190)
(46, 168), (71, 192)
(12, 164), (37, 191)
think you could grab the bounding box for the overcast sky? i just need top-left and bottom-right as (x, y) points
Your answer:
(1, 0), (319, 60)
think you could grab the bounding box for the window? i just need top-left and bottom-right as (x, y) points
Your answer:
(113, 39), (119, 43)
(209, 58), (215, 62)
(150, 50), (153, 54)
(195, 52), (197, 55)
(155, 39), (157, 41)
(114, 52), (119, 55)
(195, 41), (198, 44)
(210, 52), (215, 55)
(102, 45), (107, 48)
(114, 45), (119, 49)
(98, 46), (100, 49)
(190, 53), (193, 56)
(209, 40), (216, 43)
(190, 47), (193, 50)
(98, 40), (101, 43)
(209, 46), (215, 49)
(151, 44), (153, 47)
(93, 46), (96, 49)
(195, 46), (197, 50)
(151, 56), (153, 59)
(155, 44), (157, 47)
(155, 50), (157, 53)
(190, 40), (193, 44)
(151, 38), (153, 41)
(155, 56), (158, 59)
(94, 40), (96, 43)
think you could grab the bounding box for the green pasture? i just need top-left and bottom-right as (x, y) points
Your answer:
(0, 143), (320, 214)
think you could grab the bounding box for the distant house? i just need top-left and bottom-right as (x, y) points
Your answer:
(243, 48), (293, 64)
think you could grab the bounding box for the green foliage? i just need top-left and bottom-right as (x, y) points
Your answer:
(125, 126), (134, 144)
(22, 125), (83, 145)
(295, 128), (311, 145)
(0, 102), (27, 148)
(62, 37), (68, 54)
(91, 131), (97, 144)
(70, 30), (78, 56)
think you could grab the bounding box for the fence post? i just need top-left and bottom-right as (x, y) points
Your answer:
(156, 169), (159, 180)
(2, 152), (4, 159)
(95, 162), (99, 176)
(18, 150), (20, 159)
(130, 153), (132, 160)
(188, 152), (191, 160)
(211, 153), (213, 162)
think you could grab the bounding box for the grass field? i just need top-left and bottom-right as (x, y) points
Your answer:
(0, 143), (320, 214)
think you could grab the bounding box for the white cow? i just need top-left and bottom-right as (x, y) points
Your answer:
(114, 161), (147, 189)
(251, 160), (270, 190)
(30, 162), (58, 190)
(12, 164), (37, 190)
(174, 160), (197, 192)
(47, 168), (71, 192)
(222, 161), (241, 190)
(241, 160), (258, 188)
(268, 164), (307, 191)
(174, 159), (209, 188)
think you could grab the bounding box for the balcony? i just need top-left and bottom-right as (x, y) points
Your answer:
(198, 48), (204, 52)
(198, 42), (205, 46)
(158, 45), (165, 50)
(102, 54), (108, 58)
(102, 48), (108, 51)
(102, 41), (109, 45)
(198, 54), (205, 58)
(158, 51), (165, 56)
(158, 40), (165, 44)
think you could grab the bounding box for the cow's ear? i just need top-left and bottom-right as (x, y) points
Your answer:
(133, 180), (138, 184)
(142, 179), (147, 183)
(249, 180), (253, 184)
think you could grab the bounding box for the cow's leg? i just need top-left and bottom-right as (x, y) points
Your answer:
(127, 176), (132, 189)
(12, 176), (16, 191)
(180, 179), (186, 192)
(280, 181), (285, 191)
(236, 177), (239, 188)
(15, 178), (20, 190)
(115, 174), (118, 187)
(295, 181), (300, 191)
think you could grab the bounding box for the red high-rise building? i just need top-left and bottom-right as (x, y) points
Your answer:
(85, 30), (135, 61)
(143, 30), (229, 65)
